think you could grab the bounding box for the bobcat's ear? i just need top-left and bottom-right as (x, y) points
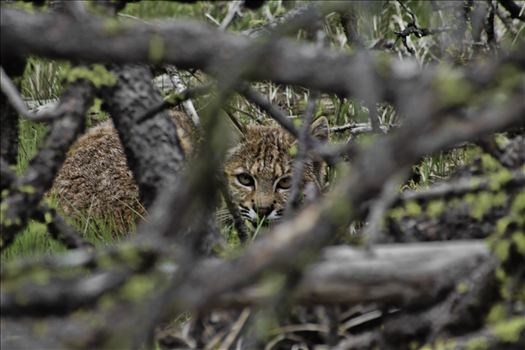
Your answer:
(310, 116), (329, 143)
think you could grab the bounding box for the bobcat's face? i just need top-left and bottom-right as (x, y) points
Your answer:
(224, 118), (328, 225)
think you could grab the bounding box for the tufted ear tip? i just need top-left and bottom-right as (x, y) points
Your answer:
(310, 116), (329, 142)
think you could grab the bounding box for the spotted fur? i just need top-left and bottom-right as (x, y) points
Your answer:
(224, 117), (329, 224)
(50, 110), (193, 233)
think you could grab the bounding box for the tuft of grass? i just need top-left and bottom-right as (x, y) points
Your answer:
(0, 214), (126, 263)
(0, 221), (66, 262)
(120, 1), (212, 21)
(17, 119), (48, 175)
(21, 57), (66, 102)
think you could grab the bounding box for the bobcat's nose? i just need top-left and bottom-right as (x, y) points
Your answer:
(254, 205), (273, 218)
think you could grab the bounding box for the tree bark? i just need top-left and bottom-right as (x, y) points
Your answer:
(100, 65), (186, 208)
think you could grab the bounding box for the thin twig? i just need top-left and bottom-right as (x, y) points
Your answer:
(285, 91), (319, 215)
(136, 83), (212, 124)
(218, 308), (251, 350)
(164, 66), (202, 126)
(219, 174), (250, 243)
(364, 170), (409, 249)
(219, 0), (243, 31)
(0, 66), (36, 120)
(329, 122), (394, 134)
(397, 169), (525, 205)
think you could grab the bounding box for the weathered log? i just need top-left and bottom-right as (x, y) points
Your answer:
(216, 240), (492, 308)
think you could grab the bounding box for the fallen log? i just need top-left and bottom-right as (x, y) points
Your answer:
(216, 240), (493, 308)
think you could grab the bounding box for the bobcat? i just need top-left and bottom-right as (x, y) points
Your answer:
(224, 118), (328, 225)
(50, 111), (328, 233)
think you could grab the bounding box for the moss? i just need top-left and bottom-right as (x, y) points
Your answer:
(517, 284), (525, 302)
(510, 191), (525, 225)
(493, 240), (511, 261)
(456, 282), (469, 294)
(470, 191), (496, 220)
(491, 317), (525, 343)
(465, 337), (489, 350)
(120, 275), (156, 302)
(500, 281), (513, 300)
(1, 218), (13, 228)
(405, 200), (422, 216)
(480, 154), (501, 172)
(496, 217), (512, 236)
(389, 207), (406, 220)
(19, 184), (36, 194)
(149, 34), (165, 63)
(408, 341), (419, 350)
(33, 321), (48, 337)
(494, 134), (509, 148)
(119, 243), (142, 266)
(288, 144), (298, 157)
(512, 231), (525, 255)
(164, 91), (184, 105)
(498, 64), (524, 91)
(470, 177), (482, 189)
(64, 64), (117, 88)
(489, 169), (513, 191)
(427, 200), (446, 218)
(433, 66), (474, 107)
(495, 267), (506, 281)
(102, 18), (124, 35)
(486, 303), (507, 324)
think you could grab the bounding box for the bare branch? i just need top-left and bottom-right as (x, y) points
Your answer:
(285, 91), (319, 214)
(498, 0), (525, 21)
(1, 80), (95, 250)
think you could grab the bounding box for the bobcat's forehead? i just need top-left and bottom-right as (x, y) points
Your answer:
(227, 125), (293, 176)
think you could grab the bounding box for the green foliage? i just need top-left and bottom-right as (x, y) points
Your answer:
(0, 221), (65, 262)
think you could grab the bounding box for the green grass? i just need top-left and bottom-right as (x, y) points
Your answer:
(0, 210), (129, 263)
(16, 119), (48, 175)
(21, 57), (66, 102)
(0, 221), (66, 262)
(121, 1), (212, 20)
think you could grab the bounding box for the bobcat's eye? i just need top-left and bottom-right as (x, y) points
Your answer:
(276, 176), (292, 190)
(236, 173), (255, 187)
